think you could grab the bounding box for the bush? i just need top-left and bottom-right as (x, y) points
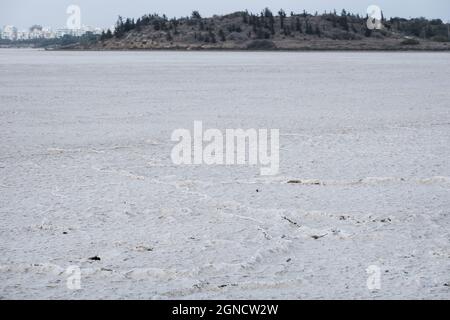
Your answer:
(401, 38), (420, 45)
(431, 35), (449, 42)
(327, 30), (361, 40)
(246, 39), (276, 50)
(226, 32), (247, 43)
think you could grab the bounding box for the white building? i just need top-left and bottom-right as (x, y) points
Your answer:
(1, 25), (18, 40)
(0, 24), (105, 40)
(42, 27), (56, 39)
(55, 28), (70, 38)
(92, 27), (104, 35)
(29, 25), (43, 39)
(16, 30), (30, 40)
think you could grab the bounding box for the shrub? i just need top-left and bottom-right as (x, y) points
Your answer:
(431, 35), (449, 42)
(246, 39), (276, 50)
(401, 38), (420, 45)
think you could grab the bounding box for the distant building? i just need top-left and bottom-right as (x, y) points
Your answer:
(42, 27), (56, 39)
(1, 23), (105, 41)
(55, 28), (71, 38)
(17, 30), (30, 40)
(29, 25), (43, 39)
(2, 25), (18, 40)
(92, 27), (104, 35)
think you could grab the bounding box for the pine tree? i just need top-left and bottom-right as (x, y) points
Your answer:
(218, 29), (226, 41)
(191, 11), (202, 19)
(114, 16), (125, 37)
(339, 14), (349, 31)
(278, 9), (286, 29)
(295, 17), (302, 33)
(209, 30), (217, 43)
(305, 21), (314, 35)
(243, 10), (249, 23)
(315, 25), (321, 37)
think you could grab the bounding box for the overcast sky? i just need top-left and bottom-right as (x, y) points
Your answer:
(1, 0), (450, 30)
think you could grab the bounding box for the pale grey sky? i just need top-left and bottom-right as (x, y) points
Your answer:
(1, 0), (449, 30)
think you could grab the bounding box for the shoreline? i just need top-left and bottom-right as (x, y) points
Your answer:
(3, 42), (450, 52)
(45, 45), (450, 52)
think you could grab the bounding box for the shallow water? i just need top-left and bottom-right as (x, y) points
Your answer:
(0, 49), (449, 299)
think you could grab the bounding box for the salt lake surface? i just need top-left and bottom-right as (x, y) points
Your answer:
(0, 49), (449, 299)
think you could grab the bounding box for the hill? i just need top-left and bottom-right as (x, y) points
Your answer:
(71, 9), (450, 50)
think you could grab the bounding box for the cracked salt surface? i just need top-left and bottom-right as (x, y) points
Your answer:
(0, 49), (449, 299)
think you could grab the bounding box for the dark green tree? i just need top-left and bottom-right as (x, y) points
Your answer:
(191, 11), (202, 19)
(295, 17), (302, 33)
(278, 9), (287, 29)
(218, 29), (226, 41)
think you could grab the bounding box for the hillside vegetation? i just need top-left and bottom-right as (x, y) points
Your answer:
(81, 8), (450, 50)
